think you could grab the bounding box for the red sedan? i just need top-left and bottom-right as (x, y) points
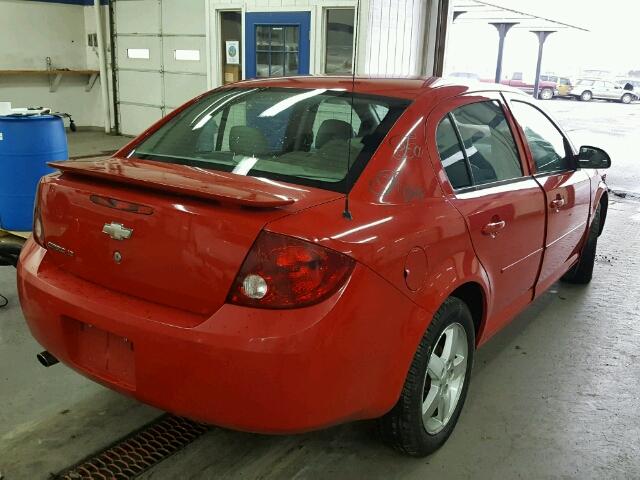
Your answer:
(18, 77), (610, 457)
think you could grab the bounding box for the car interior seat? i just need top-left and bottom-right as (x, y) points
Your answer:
(315, 120), (354, 149)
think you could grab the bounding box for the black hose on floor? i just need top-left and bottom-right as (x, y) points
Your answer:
(0, 243), (22, 308)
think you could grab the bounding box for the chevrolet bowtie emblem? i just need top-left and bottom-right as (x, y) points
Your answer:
(102, 222), (133, 241)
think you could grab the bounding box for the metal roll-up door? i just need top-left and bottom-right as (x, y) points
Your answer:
(114, 0), (208, 136)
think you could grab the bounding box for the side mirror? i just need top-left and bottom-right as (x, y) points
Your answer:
(577, 146), (611, 169)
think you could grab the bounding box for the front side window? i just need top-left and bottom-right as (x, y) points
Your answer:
(133, 87), (410, 193)
(435, 101), (523, 190)
(324, 9), (355, 74)
(510, 101), (572, 174)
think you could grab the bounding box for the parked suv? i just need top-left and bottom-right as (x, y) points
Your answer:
(569, 78), (637, 103)
(540, 74), (573, 96)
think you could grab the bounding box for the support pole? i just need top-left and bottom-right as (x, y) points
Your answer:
(490, 22), (518, 83)
(94, 0), (111, 134)
(532, 30), (555, 99)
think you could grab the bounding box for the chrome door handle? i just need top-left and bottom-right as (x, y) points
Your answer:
(550, 198), (566, 211)
(481, 220), (506, 238)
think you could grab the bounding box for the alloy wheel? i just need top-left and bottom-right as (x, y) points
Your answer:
(422, 323), (469, 435)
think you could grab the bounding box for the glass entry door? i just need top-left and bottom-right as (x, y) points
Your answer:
(245, 12), (311, 79)
(256, 25), (300, 77)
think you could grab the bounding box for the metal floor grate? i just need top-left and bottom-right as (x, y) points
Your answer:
(54, 414), (209, 479)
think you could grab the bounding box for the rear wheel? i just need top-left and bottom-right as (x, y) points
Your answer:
(539, 88), (554, 100)
(378, 297), (475, 457)
(562, 205), (600, 284)
(621, 93), (633, 104)
(580, 90), (593, 101)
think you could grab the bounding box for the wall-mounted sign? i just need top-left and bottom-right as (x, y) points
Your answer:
(226, 40), (240, 65)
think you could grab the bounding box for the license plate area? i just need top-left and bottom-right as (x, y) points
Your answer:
(66, 318), (136, 390)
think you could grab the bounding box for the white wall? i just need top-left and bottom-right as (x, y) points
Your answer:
(0, 0), (108, 127)
(207, 0), (433, 87)
(363, 0), (428, 76)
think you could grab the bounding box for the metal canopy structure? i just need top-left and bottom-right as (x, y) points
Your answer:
(452, 0), (588, 97)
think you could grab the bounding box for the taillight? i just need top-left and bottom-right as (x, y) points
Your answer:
(228, 231), (355, 309)
(33, 182), (45, 247)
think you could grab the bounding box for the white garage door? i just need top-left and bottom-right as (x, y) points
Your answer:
(114, 0), (208, 136)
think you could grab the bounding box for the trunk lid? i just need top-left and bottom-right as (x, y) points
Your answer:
(39, 157), (341, 317)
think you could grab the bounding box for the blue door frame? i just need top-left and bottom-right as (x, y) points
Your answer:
(245, 12), (311, 79)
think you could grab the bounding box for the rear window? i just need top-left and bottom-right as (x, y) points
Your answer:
(132, 87), (410, 193)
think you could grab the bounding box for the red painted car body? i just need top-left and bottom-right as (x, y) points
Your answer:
(18, 77), (608, 433)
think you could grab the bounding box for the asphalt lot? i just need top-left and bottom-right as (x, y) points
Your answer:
(543, 98), (640, 197)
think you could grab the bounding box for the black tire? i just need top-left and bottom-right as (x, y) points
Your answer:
(562, 205), (600, 284)
(539, 88), (554, 100)
(0, 241), (22, 267)
(621, 93), (632, 104)
(580, 90), (593, 101)
(378, 297), (475, 457)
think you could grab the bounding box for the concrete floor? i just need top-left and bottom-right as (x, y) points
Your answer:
(2, 110), (640, 479)
(67, 130), (130, 159)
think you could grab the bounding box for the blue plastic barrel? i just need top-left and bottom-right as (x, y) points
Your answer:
(0, 115), (66, 231)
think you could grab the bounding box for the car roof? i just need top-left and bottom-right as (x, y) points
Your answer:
(224, 75), (526, 101)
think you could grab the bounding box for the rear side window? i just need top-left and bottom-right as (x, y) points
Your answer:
(436, 116), (471, 189)
(509, 101), (572, 174)
(132, 87), (410, 193)
(435, 101), (523, 190)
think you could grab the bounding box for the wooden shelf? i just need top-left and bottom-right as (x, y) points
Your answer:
(0, 69), (100, 92)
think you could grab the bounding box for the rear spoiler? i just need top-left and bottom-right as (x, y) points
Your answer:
(49, 157), (295, 208)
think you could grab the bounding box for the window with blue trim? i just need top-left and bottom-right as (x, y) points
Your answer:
(255, 25), (300, 77)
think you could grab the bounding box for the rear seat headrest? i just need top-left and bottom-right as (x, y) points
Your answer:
(229, 126), (270, 156)
(316, 119), (354, 149)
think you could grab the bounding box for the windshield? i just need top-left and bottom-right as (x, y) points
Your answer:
(132, 87), (411, 193)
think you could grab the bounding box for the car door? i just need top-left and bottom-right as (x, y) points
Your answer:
(600, 81), (614, 99)
(506, 98), (592, 295)
(592, 81), (608, 99)
(428, 93), (546, 337)
(607, 81), (624, 100)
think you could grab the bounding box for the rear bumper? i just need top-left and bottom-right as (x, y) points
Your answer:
(17, 239), (430, 433)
